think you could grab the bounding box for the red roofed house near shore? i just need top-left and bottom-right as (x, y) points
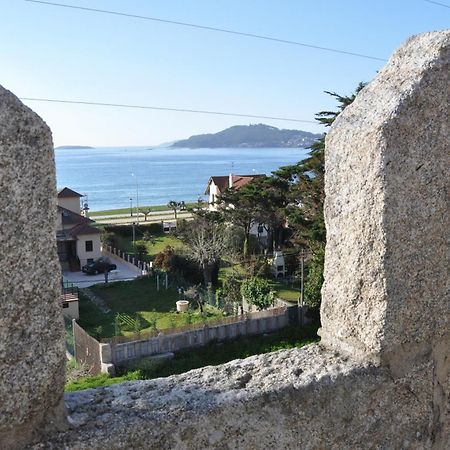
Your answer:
(56, 187), (102, 271)
(204, 174), (264, 211)
(204, 173), (268, 243)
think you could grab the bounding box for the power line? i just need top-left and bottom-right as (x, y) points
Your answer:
(423, 0), (450, 8)
(19, 97), (317, 124)
(25, 0), (387, 62)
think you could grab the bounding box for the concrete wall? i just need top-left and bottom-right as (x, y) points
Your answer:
(110, 308), (289, 365)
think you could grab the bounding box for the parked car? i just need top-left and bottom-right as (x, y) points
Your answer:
(82, 257), (117, 275)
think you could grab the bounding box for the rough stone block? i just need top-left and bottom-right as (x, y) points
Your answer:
(320, 31), (450, 368)
(0, 86), (66, 448)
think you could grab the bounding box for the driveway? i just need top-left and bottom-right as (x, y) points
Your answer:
(63, 254), (140, 288)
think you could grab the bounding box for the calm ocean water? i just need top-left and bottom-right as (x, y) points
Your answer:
(55, 146), (310, 211)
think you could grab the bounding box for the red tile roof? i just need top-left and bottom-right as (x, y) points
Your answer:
(205, 174), (264, 194)
(57, 187), (82, 198)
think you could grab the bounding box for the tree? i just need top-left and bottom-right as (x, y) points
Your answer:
(179, 216), (229, 287)
(303, 243), (324, 310)
(273, 83), (366, 315)
(167, 200), (181, 221)
(240, 277), (274, 311)
(274, 82), (366, 248)
(221, 273), (243, 311)
(219, 182), (262, 259)
(100, 229), (116, 248)
(141, 208), (152, 221)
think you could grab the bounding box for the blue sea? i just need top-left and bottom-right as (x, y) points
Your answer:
(55, 146), (310, 211)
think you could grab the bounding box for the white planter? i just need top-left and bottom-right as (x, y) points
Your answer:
(176, 300), (189, 313)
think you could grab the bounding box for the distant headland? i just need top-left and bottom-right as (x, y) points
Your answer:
(55, 145), (94, 150)
(170, 124), (322, 149)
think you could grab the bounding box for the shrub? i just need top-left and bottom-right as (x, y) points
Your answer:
(240, 277), (274, 311)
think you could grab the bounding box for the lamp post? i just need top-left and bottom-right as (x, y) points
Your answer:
(130, 198), (133, 217)
(131, 172), (139, 225)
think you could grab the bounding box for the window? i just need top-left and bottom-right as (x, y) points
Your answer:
(85, 240), (93, 252)
(87, 258), (94, 264)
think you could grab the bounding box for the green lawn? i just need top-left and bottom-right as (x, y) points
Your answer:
(89, 203), (198, 217)
(115, 231), (183, 261)
(66, 324), (319, 391)
(272, 281), (301, 303)
(218, 265), (300, 303)
(78, 277), (224, 340)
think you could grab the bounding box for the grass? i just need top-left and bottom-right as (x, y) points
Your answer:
(114, 230), (183, 262)
(89, 203), (198, 217)
(65, 324), (319, 391)
(66, 371), (142, 392)
(271, 280), (300, 303)
(78, 277), (224, 339)
(218, 265), (301, 304)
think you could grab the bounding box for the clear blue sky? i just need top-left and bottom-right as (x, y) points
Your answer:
(1, 0), (448, 146)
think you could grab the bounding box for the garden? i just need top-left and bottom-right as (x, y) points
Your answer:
(77, 276), (224, 340)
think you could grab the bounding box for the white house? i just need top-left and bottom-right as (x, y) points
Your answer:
(56, 187), (102, 271)
(204, 174), (268, 242)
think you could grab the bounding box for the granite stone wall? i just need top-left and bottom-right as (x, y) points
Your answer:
(0, 87), (66, 449)
(0, 29), (448, 450)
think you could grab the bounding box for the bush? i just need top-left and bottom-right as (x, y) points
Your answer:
(153, 246), (203, 285)
(304, 244), (324, 310)
(104, 222), (163, 239)
(240, 277), (274, 311)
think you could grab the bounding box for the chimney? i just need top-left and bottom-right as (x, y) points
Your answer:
(229, 173), (233, 188)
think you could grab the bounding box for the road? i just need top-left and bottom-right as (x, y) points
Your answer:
(91, 209), (194, 225)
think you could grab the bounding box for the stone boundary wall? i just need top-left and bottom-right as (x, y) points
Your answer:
(72, 307), (290, 373)
(73, 321), (102, 375)
(109, 307), (290, 365)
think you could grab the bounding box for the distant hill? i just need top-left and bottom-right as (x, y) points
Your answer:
(170, 124), (322, 149)
(55, 145), (94, 150)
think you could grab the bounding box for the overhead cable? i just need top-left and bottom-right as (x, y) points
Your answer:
(19, 97), (317, 124)
(25, 0), (387, 62)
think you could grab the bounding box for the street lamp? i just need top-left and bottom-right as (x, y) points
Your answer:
(131, 172), (139, 225)
(130, 198), (133, 217)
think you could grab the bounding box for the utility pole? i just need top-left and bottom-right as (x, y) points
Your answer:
(130, 198), (133, 217)
(298, 249), (306, 326)
(132, 172), (139, 225)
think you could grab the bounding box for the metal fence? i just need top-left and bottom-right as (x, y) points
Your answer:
(103, 245), (151, 274)
(104, 306), (287, 345)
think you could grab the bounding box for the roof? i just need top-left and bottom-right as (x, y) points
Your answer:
(57, 187), (82, 198)
(204, 174), (265, 194)
(68, 223), (101, 237)
(58, 206), (95, 226)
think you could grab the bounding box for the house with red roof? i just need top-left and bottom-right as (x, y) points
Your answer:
(56, 187), (102, 271)
(204, 173), (268, 242)
(204, 174), (264, 211)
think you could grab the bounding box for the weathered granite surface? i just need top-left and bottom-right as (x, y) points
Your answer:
(32, 344), (434, 450)
(0, 86), (66, 449)
(320, 30), (449, 366)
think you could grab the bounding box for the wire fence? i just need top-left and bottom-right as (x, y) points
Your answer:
(103, 306), (287, 344)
